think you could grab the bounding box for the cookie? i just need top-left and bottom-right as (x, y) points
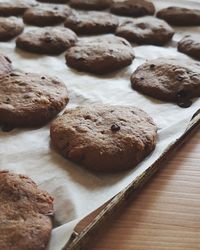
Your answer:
(69, 0), (111, 10)
(65, 42), (134, 74)
(16, 27), (77, 55)
(0, 54), (12, 75)
(0, 170), (53, 250)
(50, 105), (157, 172)
(178, 34), (200, 60)
(0, 71), (69, 127)
(0, 17), (24, 41)
(110, 0), (155, 17)
(23, 4), (72, 26)
(0, 1), (36, 17)
(131, 58), (200, 107)
(116, 16), (174, 45)
(37, 0), (68, 3)
(78, 34), (131, 47)
(64, 11), (118, 34)
(156, 7), (200, 26)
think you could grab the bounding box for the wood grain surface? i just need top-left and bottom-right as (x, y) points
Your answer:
(89, 129), (200, 250)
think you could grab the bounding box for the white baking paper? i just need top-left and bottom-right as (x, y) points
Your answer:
(0, 0), (200, 249)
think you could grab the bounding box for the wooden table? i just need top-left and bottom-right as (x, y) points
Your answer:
(89, 129), (200, 250)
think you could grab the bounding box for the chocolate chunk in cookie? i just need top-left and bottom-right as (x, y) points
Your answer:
(16, 27), (77, 55)
(69, 0), (111, 10)
(0, 170), (53, 250)
(64, 11), (118, 34)
(0, 17), (24, 41)
(116, 16), (174, 45)
(23, 4), (72, 26)
(156, 7), (200, 26)
(178, 34), (200, 60)
(110, 0), (155, 17)
(0, 71), (69, 127)
(131, 58), (200, 107)
(65, 42), (134, 74)
(0, 54), (12, 75)
(0, 1), (36, 17)
(50, 105), (157, 172)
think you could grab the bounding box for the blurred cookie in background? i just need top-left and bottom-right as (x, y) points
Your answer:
(64, 11), (118, 34)
(16, 27), (77, 55)
(116, 16), (174, 45)
(157, 6), (200, 26)
(0, 17), (24, 41)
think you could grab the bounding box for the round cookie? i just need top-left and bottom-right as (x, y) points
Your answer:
(65, 42), (134, 74)
(50, 105), (157, 172)
(0, 71), (69, 127)
(23, 4), (72, 26)
(110, 0), (155, 17)
(64, 11), (118, 34)
(0, 1), (37, 17)
(78, 34), (131, 47)
(37, 0), (68, 3)
(0, 170), (53, 250)
(0, 54), (12, 75)
(131, 58), (200, 107)
(0, 17), (24, 41)
(16, 27), (77, 55)
(156, 7), (200, 26)
(116, 16), (174, 45)
(69, 0), (111, 10)
(178, 34), (200, 60)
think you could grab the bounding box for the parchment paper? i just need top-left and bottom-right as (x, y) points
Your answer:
(0, 0), (200, 249)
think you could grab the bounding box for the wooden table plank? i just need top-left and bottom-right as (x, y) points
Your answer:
(89, 129), (200, 250)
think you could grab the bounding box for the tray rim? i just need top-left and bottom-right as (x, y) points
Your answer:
(63, 109), (200, 250)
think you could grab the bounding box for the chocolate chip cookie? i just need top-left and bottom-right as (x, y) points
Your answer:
(37, 0), (68, 3)
(16, 27), (77, 55)
(0, 170), (53, 250)
(110, 0), (155, 17)
(0, 54), (12, 75)
(65, 42), (134, 74)
(23, 4), (72, 26)
(156, 7), (200, 26)
(64, 11), (118, 34)
(50, 105), (157, 172)
(131, 58), (200, 107)
(116, 16), (174, 45)
(78, 34), (131, 47)
(69, 0), (111, 10)
(0, 17), (24, 41)
(0, 1), (36, 17)
(0, 71), (69, 127)
(178, 34), (200, 60)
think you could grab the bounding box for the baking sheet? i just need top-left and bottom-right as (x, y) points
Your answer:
(0, 0), (200, 249)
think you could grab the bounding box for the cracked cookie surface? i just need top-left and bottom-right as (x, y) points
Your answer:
(0, 17), (24, 41)
(69, 0), (111, 10)
(0, 1), (36, 16)
(178, 34), (200, 60)
(65, 42), (134, 74)
(50, 105), (157, 172)
(116, 16), (174, 45)
(16, 27), (77, 55)
(0, 170), (54, 250)
(23, 4), (72, 26)
(110, 0), (155, 17)
(0, 71), (69, 127)
(64, 11), (118, 34)
(131, 58), (200, 107)
(156, 7), (200, 26)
